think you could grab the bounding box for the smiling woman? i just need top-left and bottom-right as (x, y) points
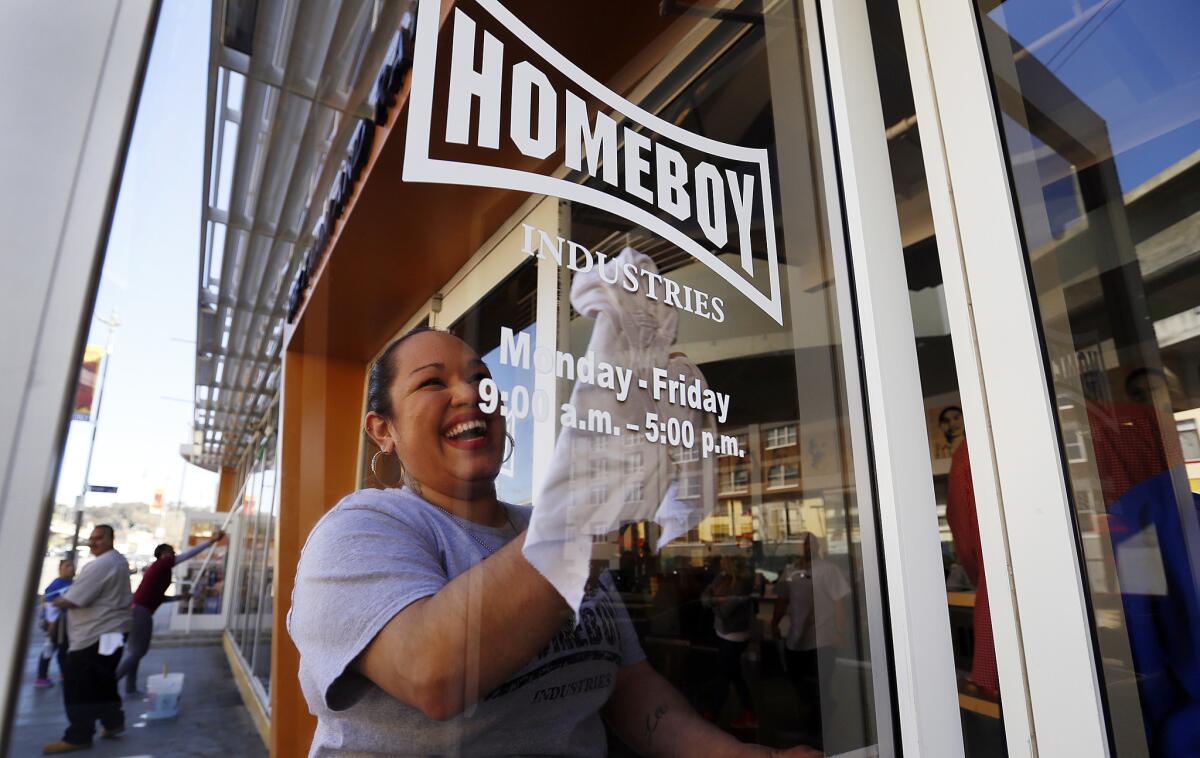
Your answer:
(364, 326), (508, 500)
(286, 327), (816, 756)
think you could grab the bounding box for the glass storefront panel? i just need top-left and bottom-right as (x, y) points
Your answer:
(977, 1), (1200, 754)
(222, 428), (279, 701)
(251, 447), (278, 694)
(423, 3), (889, 753)
(245, 456), (269, 653)
(233, 461), (263, 652)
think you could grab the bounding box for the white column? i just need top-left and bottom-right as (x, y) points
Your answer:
(816, 0), (965, 753)
(900, 0), (1111, 755)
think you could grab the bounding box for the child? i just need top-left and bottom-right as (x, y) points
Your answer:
(34, 558), (75, 688)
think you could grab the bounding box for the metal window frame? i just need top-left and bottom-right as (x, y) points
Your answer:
(895, 0), (1112, 754)
(814, 0), (967, 753)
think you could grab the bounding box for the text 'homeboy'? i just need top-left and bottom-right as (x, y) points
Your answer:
(446, 8), (760, 274)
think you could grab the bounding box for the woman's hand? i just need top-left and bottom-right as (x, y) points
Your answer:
(604, 661), (824, 758)
(731, 745), (824, 757)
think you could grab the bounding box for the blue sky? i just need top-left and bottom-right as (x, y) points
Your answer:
(992, 0), (1200, 192)
(55, 1), (217, 509)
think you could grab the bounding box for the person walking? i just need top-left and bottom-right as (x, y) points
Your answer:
(34, 559), (75, 688)
(115, 530), (225, 696)
(42, 525), (132, 755)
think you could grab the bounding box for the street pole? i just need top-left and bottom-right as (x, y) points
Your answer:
(69, 311), (120, 560)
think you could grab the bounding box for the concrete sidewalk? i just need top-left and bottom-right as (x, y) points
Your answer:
(7, 618), (266, 757)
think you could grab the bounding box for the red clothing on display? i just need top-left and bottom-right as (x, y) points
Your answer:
(132, 555), (177, 612)
(946, 441), (999, 690)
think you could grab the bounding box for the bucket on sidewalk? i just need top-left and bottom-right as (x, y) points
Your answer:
(144, 671), (185, 720)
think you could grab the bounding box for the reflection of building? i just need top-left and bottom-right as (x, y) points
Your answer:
(661, 421), (829, 547)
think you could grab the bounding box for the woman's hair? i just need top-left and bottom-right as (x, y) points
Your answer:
(366, 325), (439, 418)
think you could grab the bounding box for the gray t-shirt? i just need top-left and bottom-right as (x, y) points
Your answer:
(288, 488), (645, 757)
(64, 549), (132, 651)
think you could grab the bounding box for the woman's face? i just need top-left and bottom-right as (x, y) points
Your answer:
(375, 332), (505, 499)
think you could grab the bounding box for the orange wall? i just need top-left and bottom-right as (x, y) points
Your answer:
(270, 346), (366, 757)
(215, 466), (239, 512)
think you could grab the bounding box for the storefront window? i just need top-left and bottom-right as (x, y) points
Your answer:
(977, 0), (1200, 754)
(250, 441), (278, 692)
(225, 430), (279, 701)
(232, 461), (263, 652)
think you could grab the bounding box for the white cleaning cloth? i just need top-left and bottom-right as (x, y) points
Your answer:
(524, 247), (720, 611)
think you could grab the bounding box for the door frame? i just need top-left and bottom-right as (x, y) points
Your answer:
(815, 0), (967, 754)
(895, 0), (1112, 755)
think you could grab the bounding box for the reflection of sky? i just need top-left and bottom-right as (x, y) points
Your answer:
(990, 0), (1200, 191)
(481, 324), (536, 505)
(55, 1), (217, 508)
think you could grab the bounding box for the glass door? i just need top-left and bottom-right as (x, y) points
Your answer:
(396, 0), (981, 753)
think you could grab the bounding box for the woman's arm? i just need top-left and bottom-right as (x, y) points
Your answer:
(355, 530), (570, 720)
(603, 661), (821, 757)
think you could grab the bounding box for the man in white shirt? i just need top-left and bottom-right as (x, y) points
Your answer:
(43, 524), (133, 754)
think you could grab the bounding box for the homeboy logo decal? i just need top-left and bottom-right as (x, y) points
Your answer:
(403, 0), (784, 325)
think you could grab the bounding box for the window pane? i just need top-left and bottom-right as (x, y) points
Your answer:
(977, 0), (1200, 753)
(534, 9), (885, 752)
(178, 518), (230, 618)
(273, 2), (892, 755)
(233, 465), (261, 652)
(448, 262), (538, 506)
(252, 450), (278, 695)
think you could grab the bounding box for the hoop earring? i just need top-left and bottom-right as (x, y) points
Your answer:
(370, 450), (402, 489)
(504, 431), (516, 464)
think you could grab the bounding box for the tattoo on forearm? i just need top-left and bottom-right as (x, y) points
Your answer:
(645, 705), (668, 745)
